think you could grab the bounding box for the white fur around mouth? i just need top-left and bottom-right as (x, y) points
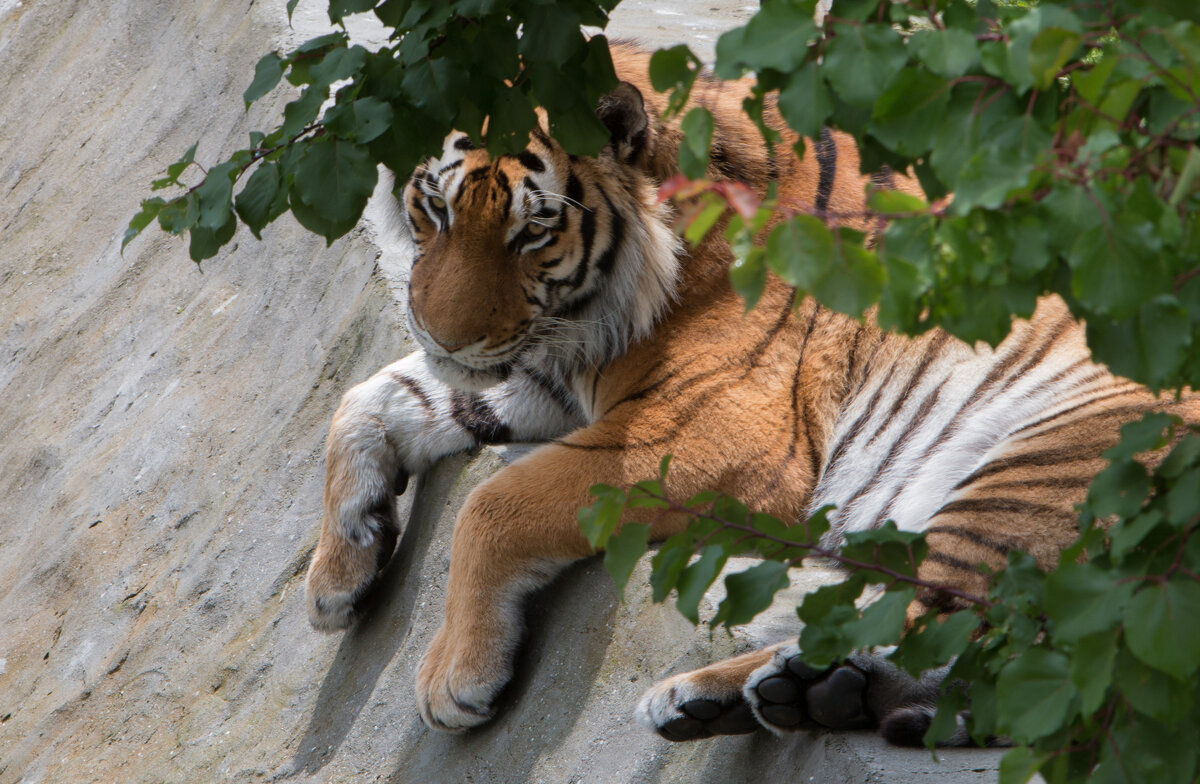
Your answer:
(423, 353), (512, 392)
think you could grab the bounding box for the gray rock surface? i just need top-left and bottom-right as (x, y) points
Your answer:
(0, 0), (1008, 781)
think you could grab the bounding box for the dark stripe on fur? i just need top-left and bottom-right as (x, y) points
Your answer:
(450, 390), (512, 444)
(517, 150), (545, 172)
(437, 159), (463, 177)
(933, 496), (1070, 520)
(952, 445), (1106, 491)
(867, 332), (952, 447)
(523, 366), (582, 420)
(925, 524), (1015, 555)
(824, 363), (902, 475)
(389, 373), (434, 413)
(594, 188), (625, 276)
(1010, 389), (1148, 439)
(844, 377), (950, 526)
(814, 128), (837, 212)
(926, 550), (982, 573)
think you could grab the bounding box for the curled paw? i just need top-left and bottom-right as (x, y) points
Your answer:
(416, 627), (511, 732)
(745, 645), (874, 733)
(304, 526), (396, 632)
(636, 673), (761, 742)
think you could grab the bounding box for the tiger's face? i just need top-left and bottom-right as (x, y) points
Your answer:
(402, 84), (664, 392)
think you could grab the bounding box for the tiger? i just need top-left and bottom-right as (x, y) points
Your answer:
(302, 39), (1200, 744)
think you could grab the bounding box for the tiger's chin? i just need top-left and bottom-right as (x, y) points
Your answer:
(424, 354), (513, 393)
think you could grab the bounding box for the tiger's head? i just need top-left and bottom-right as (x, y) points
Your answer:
(402, 82), (681, 391)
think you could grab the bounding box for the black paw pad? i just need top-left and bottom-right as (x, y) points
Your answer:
(806, 666), (871, 730)
(680, 699), (723, 721)
(759, 702), (806, 727)
(707, 700), (759, 735)
(786, 656), (829, 680)
(756, 675), (801, 704)
(659, 716), (709, 742)
(879, 706), (934, 747)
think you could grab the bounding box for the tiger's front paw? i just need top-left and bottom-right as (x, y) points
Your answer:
(416, 625), (512, 731)
(744, 644), (873, 733)
(304, 523), (398, 632)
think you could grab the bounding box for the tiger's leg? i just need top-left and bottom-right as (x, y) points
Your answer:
(414, 438), (731, 731)
(305, 352), (581, 632)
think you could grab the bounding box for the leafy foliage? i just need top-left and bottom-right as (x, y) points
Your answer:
(586, 418), (1200, 783)
(129, 0), (1200, 780)
(125, 0), (623, 259)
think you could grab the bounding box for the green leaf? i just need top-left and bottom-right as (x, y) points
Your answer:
(485, 89), (537, 156)
(1114, 644), (1194, 723)
(325, 97), (394, 144)
(1044, 562), (1132, 643)
(869, 67), (951, 156)
(188, 208), (237, 263)
(844, 587), (915, 649)
(518, 4), (583, 66)
(1070, 628), (1118, 715)
(996, 648), (1079, 743)
(578, 484), (626, 549)
(911, 27), (979, 79)
(604, 523), (650, 600)
(195, 161), (238, 230)
(651, 532), (694, 603)
(649, 44), (700, 118)
(1028, 28), (1081, 89)
(999, 746), (1047, 784)
(823, 23), (907, 109)
(328, 0), (376, 23)
(1110, 510), (1165, 561)
(151, 141), (199, 190)
(716, 560), (790, 627)
(777, 62), (833, 142)
(402, 57), (469, 125)
(679, 107), (714, 180)
(281, 85), (327, 138)
(766, 215), (833, 289)
(728, 241), (766, 311)
(234, 161), (288, 240)
(714, 2), (818, 78)
(310, 44), (367, 86)
(156, 193), (199, 235)
(1086, 461), (1152, 522)
(286, 0), (300, 22)
(675, 545), (728, 625)
(1106, 412), (1178, 461)
(123, 197), (166, 251)
(891, 611), (980, 676)
(1068, 216), (1168, 319)
(289, 138), (378, 242)
(1124, 579), (1200, 680)
(244, 52), (286, 109)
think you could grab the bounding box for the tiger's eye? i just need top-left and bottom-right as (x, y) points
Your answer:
(526, 222), (547, 237)
(430, 196), (447, 210)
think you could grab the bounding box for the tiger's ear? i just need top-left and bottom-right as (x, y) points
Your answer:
(596, 82), (648, 165)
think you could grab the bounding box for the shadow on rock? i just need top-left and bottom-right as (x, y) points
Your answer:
(283, 472), (441, 778)
(382, 560), (621, 784)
